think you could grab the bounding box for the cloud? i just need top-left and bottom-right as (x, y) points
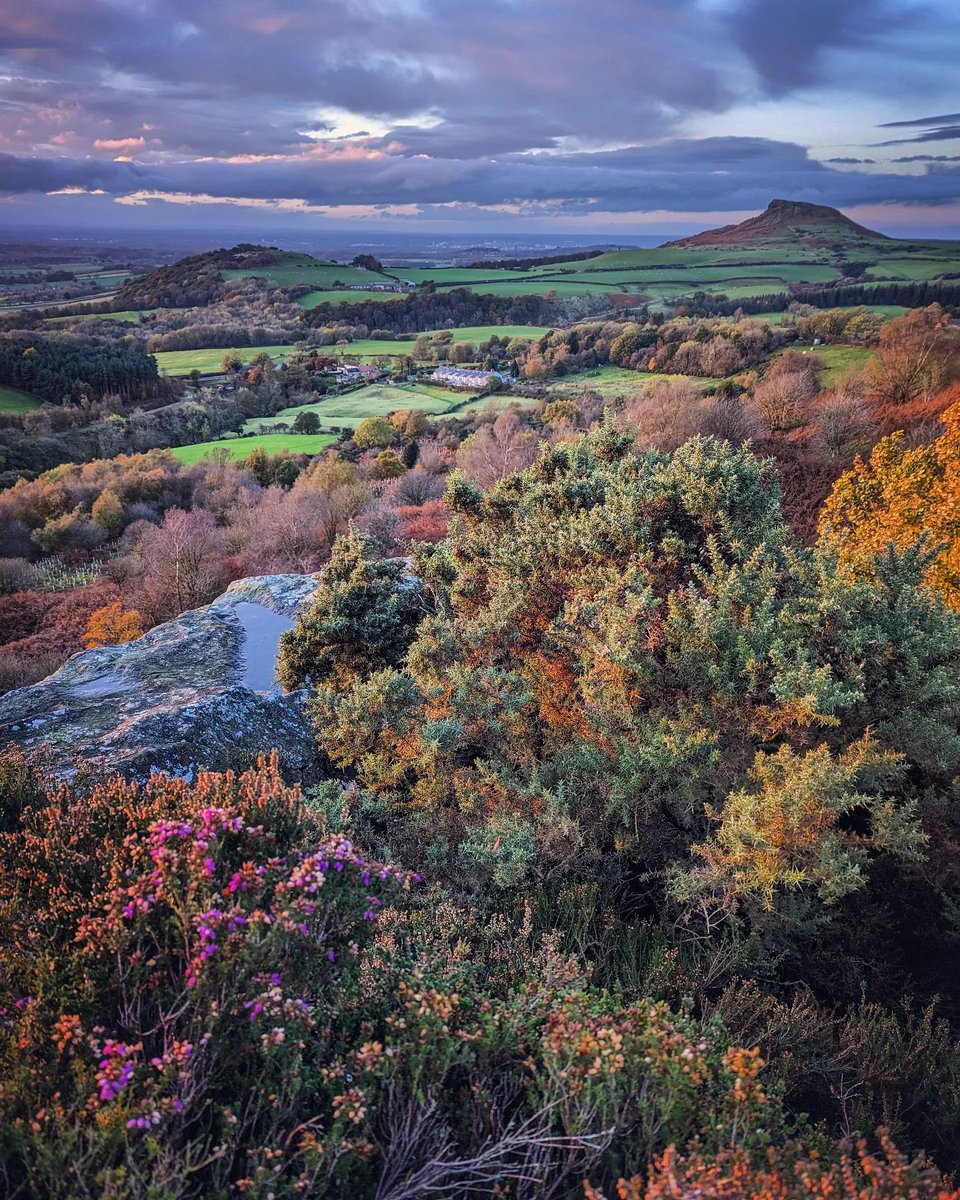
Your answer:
(892, 154), (960, 163)
(725, 0), (902, 94)
(93, 135), (146, 151)
(879, 112), (960, 127)
(0, 0), (957, 225)
(3, 135), (958, 218)
(873, 110), (960, 146)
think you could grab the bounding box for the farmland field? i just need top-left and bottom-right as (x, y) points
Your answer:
(224, 254), (398, 289)
(784, 344), (874, 385)
(169, 432), (336, 464)
(245, 381), (474, 433)
(550, 365), (722, 397)
(0, 384), (41, 413)
(753, 305), (908, 324)
(328, 326), (553, 358)
(299, 289), (407, 308)
(153, 344), (293, 375)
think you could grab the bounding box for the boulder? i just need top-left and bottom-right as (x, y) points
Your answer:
(0, 574), (320, 781)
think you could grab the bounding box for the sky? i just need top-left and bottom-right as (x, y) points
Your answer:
(1, 0), (959, 239)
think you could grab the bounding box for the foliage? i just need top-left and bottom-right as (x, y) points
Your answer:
(819, 396), (960, 608)
(277, 529), (425, 692)
(584, 1131), (958, 1200)
(286, 428), (960, 927)
(0, 751), (816, 1200)
(83, 600), (144, 648)
(0, 333), (160, 404)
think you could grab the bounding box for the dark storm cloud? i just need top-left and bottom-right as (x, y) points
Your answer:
(725, 0), (902, 93)
(0, 0), (957, 221)
(3, 137), (958, 216)
(876, 127), (960, 146)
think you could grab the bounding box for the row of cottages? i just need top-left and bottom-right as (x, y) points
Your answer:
(430, 365), (510, 390)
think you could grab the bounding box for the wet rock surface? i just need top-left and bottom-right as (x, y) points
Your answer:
(0, 574), (319, 780)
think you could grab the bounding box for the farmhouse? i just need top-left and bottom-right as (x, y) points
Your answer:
(336, 362), (381, 382)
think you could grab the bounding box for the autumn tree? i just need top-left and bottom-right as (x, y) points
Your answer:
(750, 353), (820, 432)
(455, 410), (539, 488)
(865, 304), (960, 404)
(83, 601), (144, 649)
(127, 507), (227, 621)
(353, 416), (394, 451)
(374, 449), (406, 479)
(91, 488), (125, 537)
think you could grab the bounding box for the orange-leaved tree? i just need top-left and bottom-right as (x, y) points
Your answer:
(83, 600), (144, 649)
(819, 397), (960, 608)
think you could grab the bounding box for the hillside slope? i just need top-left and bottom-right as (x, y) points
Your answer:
(664, 198), (889, 249)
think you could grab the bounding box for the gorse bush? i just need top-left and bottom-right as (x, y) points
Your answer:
(820, 396), (960, 609)
(282, 426), (960, 923)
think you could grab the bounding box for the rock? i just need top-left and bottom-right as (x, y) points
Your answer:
(0, 574), (320, 781)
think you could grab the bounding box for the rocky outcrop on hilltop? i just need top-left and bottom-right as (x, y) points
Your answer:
(0, 574), (319, 781)
(664, 199), (888, 248)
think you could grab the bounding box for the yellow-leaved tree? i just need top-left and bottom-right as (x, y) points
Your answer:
(83, 601), (144, 649)
(818, 395), (960, 608)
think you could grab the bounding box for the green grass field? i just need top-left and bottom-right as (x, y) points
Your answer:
(753, 305), (907, 324)
(767, 344), (874, 386)
(169, 432), (336, 464)
(245, 381), (474, 433)
(327, 326), (552, 358)
(550, 365), (721, 398)
(153, 344), (293, 375)
(224, 253), (398, 290)
(0, 384), (41, 413)
(46, 308), (161, 325)
(299, 289), (407, 308)
(807, 345), (874, 385)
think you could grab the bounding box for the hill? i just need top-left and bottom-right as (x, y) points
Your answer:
(664, 198), (889, 249)
(115, 245), (398, 309)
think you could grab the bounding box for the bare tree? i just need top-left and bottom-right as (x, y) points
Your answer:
(128, 507), (227, 622)
(456, 412), (540, 488)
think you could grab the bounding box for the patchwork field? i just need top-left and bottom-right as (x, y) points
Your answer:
(224, 253), (399, 290)
(0, 384), (42, 413)
(153, 344), (292, 375)
(329, 326), (553, 358)
(753, 305), (908, 324)
(245, 381), (474, 433)
(169, 432), (336, 464)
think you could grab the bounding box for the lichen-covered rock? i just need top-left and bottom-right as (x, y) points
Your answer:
(0, 574), (320, 780)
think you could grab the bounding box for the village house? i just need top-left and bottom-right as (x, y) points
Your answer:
(335, 362), (381, 382)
